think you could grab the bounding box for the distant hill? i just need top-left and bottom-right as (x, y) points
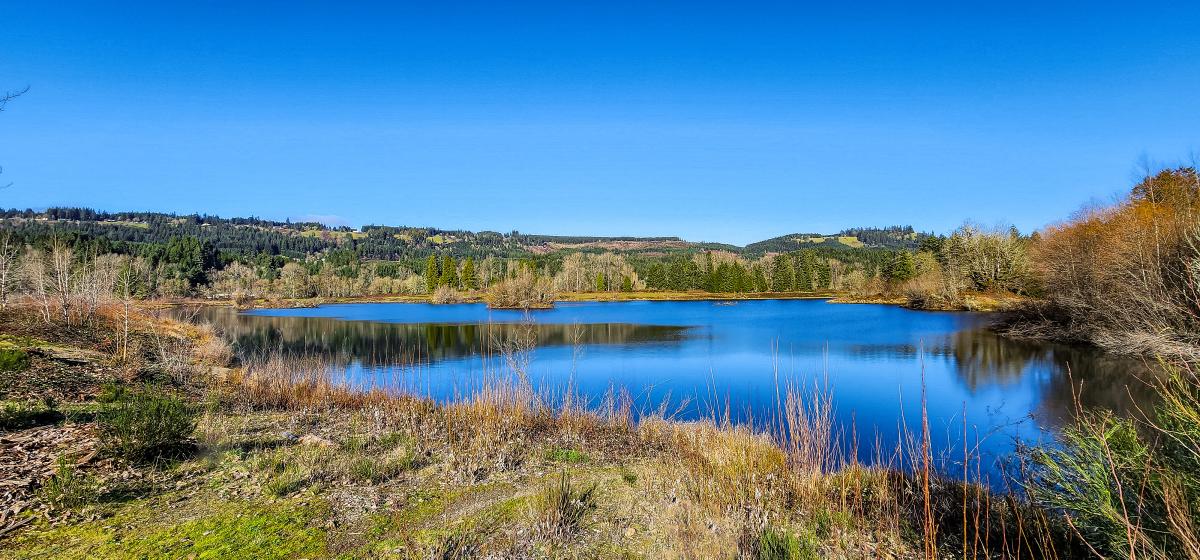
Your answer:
(743, 226), (929, 255)
(0, 207), (922, 262)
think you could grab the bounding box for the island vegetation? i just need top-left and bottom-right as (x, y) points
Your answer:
(0, 166), (1199, 558)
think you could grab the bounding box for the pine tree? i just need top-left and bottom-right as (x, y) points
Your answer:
(595, 272), (606, 291)
(440, 255), (458, 288)
(816, 259), (832, 289)
(424, 255), (439, 293)
(794, 252), (814, 291)
(885, 250), (917, 283)
(621, 275), (633, 292)
(752, 264), (768, 292)
(461, 257), (478, 290)
(770, 254), (793, 292)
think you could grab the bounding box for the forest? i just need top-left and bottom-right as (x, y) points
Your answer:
(0, 207), (952, 303)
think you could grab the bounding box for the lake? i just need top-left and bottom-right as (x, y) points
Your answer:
(186, 299), (1155, 481)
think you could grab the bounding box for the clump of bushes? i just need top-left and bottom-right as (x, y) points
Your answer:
(486, 269), (556, 309)
(98, 386), (197, 463)
(429, 284), (463, 304)
(1028, 167), (1200, 355)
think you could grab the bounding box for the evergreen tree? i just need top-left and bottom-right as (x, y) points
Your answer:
(646, 263), (667, 289)
(885, 250), (917, 283)
(621, 275), (633, 292)
(700, 251), (710, 291)
(461, 257), (478, 289)
(815, 258), (832, 289)
(752, 264), (768, 292)
(424, 255), (439, 292)
(667, 258), (691, 291)
(769, 254), (793, 292)
(440, 255), (458, 287)
(794, 252), (814, 291)
(595, 272), (606, 291)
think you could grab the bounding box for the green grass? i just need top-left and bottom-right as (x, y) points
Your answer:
(348, 451), (415, 483)
(0, 399), (63, 430)
(0, 343), (31, 372)
(538, 470), (598, 537)
(756, 526), (819, 560)
(545, 447), (589, 464)
(6, 501), (326, 560)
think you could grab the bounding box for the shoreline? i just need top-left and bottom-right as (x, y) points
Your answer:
(150, 289), (1025, 315)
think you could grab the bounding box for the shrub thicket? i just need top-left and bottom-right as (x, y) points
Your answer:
(98, 387), (197, 462)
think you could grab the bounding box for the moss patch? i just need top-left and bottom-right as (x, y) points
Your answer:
(5, 501), (325, 560)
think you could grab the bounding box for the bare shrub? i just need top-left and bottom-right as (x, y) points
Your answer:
(485, 269), (556, 309)
(430, 284), (462, 304)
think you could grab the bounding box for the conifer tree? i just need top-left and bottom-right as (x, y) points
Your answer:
(440, 255), (458, 288)
(424, 255), (439, 293)
(595, 272), (606, 291)
(770, 254), (793, 292)
(461, 257), (478, 290)
(752, 264), (768, 292)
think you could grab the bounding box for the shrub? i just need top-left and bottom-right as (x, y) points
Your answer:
(0, 344), (30, 372)
(1024, 361), (1200, 558)
(1030, 167), (1200, 355)
(98, 388), (196, 462)
(96, 381), (129, 404)
(41, 457), (99, 511)
(486, 269), (557, 309)
(430, 285), (463, 304)
(538, 470), (598, 537)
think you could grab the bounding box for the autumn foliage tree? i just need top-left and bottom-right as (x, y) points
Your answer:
(1030, 167), (1200, 355)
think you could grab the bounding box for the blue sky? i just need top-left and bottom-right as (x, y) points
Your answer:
(1, 1), (1198, 245)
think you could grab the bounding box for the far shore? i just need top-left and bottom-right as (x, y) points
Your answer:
(143, 288), (1025, 313)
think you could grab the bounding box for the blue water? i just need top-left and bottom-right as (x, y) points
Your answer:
(198, 299), (1151, 480)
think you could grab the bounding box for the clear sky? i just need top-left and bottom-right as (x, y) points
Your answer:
(1, 1), (1198, 245)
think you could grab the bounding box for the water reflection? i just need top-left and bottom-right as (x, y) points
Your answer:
(185, 307), (693, 367)
(942, 329), (1157, 429)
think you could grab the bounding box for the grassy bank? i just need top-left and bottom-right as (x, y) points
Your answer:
(0, 303), (1133, 559)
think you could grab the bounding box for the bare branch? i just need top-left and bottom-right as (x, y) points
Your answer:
(0, 85), (30, 112)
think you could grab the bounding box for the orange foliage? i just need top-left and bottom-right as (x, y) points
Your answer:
(1032, 167), (1200, 354)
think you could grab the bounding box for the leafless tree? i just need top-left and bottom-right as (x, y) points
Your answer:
(49, 237), (75, 325)
(0, 233), (18, 309)
(23, 248), (51, 324)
